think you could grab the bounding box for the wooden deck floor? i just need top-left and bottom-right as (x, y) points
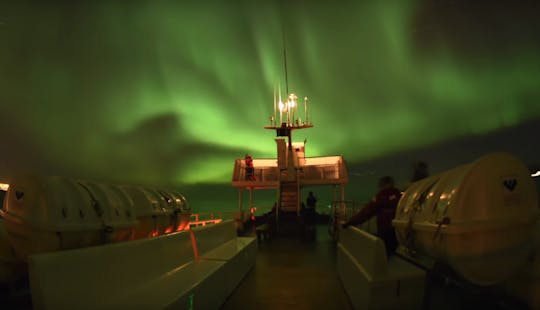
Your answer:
(222, 226), (353, 310)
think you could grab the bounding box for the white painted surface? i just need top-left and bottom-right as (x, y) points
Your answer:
(338, 227), (425, 310)
(29, 220), (257, 309)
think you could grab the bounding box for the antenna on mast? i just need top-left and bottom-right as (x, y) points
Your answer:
(282, 32), (289, 96)
(265, 30), (312, 131)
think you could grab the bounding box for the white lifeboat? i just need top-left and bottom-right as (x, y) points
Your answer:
(393, 153), (539, 286)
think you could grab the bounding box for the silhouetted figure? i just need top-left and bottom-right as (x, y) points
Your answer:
(411, 161), (429, 182)
(245, 154), (255, 181)
(306, 191), (317, 209)
(343, 176), (401, 256)
(300, 202), (307, 213)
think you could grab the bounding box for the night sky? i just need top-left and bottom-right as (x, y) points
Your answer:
(1, 1), (539, 211)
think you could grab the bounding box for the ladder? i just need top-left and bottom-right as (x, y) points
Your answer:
(280, 181), (298, 213)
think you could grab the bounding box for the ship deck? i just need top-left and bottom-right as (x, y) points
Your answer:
(222, 226), (353, 309)
(223, 225), (528, 310)
(1, 223), (529, 309)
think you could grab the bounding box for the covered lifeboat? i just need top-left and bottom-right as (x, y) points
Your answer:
(0, 175), (190, 261)
(393, 153), (539, 286)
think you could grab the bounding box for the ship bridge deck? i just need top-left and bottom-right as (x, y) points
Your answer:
(231, 156), (348, 189)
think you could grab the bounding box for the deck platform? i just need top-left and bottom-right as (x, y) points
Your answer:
(222, 226), (353, 309)
(223, 224), (529, 310)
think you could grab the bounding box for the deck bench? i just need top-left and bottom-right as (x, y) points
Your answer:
(337, 226), (425, 310)
(191, 220), (257, 299)
(29, 230), (224, 309)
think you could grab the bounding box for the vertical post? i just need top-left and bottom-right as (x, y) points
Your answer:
(249, 188), (254, 223)
(249, 188), (253, 211)
(288, 131), (292, 152)
(304, 97), (308, 125)
(291, 95), (295, 125)
(238, 188), (243, 212)
(276, 187), (281, 210)
(332, 185), (338, 222)
(283, 36), (289, 96)
(279, 85), (283, 124)
(296, 170), (301, 216)
(276, 184), (280, 232)
(341, 184), (345, 212)
(287, 99), (291, 126)
(273, 87), (277, 126)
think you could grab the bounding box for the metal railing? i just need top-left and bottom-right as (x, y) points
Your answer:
(328, 200), (359, 240)
(232, 156), (348, 185)
(188, 211), (237, 228)
(328, 200), (379, 240)
(232, 158), (279, 183)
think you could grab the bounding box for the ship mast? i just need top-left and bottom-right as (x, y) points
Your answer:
(266, 35), (313, 146)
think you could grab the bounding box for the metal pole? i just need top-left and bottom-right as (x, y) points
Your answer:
(273, 87), (277, 126)
(304, 97), (308, 125)
(249, 188), (253, 211)
(283, 35), (289, 96)
(296, 170), (301, 216)
(279, 85), (283, 124)
(276, 184), (280, 232)
(238, 188), (243, 212)
(341, 185), (346, 212)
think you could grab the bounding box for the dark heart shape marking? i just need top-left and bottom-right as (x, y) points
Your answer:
(503, 179), (517, 191)
(15, 191), (24, 200)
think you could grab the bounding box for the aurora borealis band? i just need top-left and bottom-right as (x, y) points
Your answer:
(1, 1), (539, 189)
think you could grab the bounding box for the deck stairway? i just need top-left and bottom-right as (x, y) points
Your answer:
(280, 181), (298, 213)
(275, 181), (302, 235)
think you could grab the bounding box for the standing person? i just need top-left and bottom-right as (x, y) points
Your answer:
(245, 154), (255, 181)
(342, 176), (401, 256)
(411, 161), (429, 182)
(306, 191), (317, 210)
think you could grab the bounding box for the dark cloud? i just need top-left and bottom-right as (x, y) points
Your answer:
(348, 117), (540, 192)
(411, 0), (540, 61)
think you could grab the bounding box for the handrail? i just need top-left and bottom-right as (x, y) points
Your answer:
(189, 211), (236, 221)
(232, 156), (348, 185)
(188, 211), (242, 228)
(329, 200), (360, 240)
(189, 219), (223, 228)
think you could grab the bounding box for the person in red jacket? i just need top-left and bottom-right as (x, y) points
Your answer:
(342, 176), (401, 255)
(245, 154), (256, 181)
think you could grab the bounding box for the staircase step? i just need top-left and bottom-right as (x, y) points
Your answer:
(279, 181), (298, 212)
(281, 201), (297, 205)
(281, 208), (297, 212)
(281, 195), (297, 199)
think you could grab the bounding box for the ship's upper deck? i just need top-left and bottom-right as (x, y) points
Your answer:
(231, 155), (348, 189)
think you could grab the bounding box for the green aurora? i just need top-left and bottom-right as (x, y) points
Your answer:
(1, 1), (539, 189)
